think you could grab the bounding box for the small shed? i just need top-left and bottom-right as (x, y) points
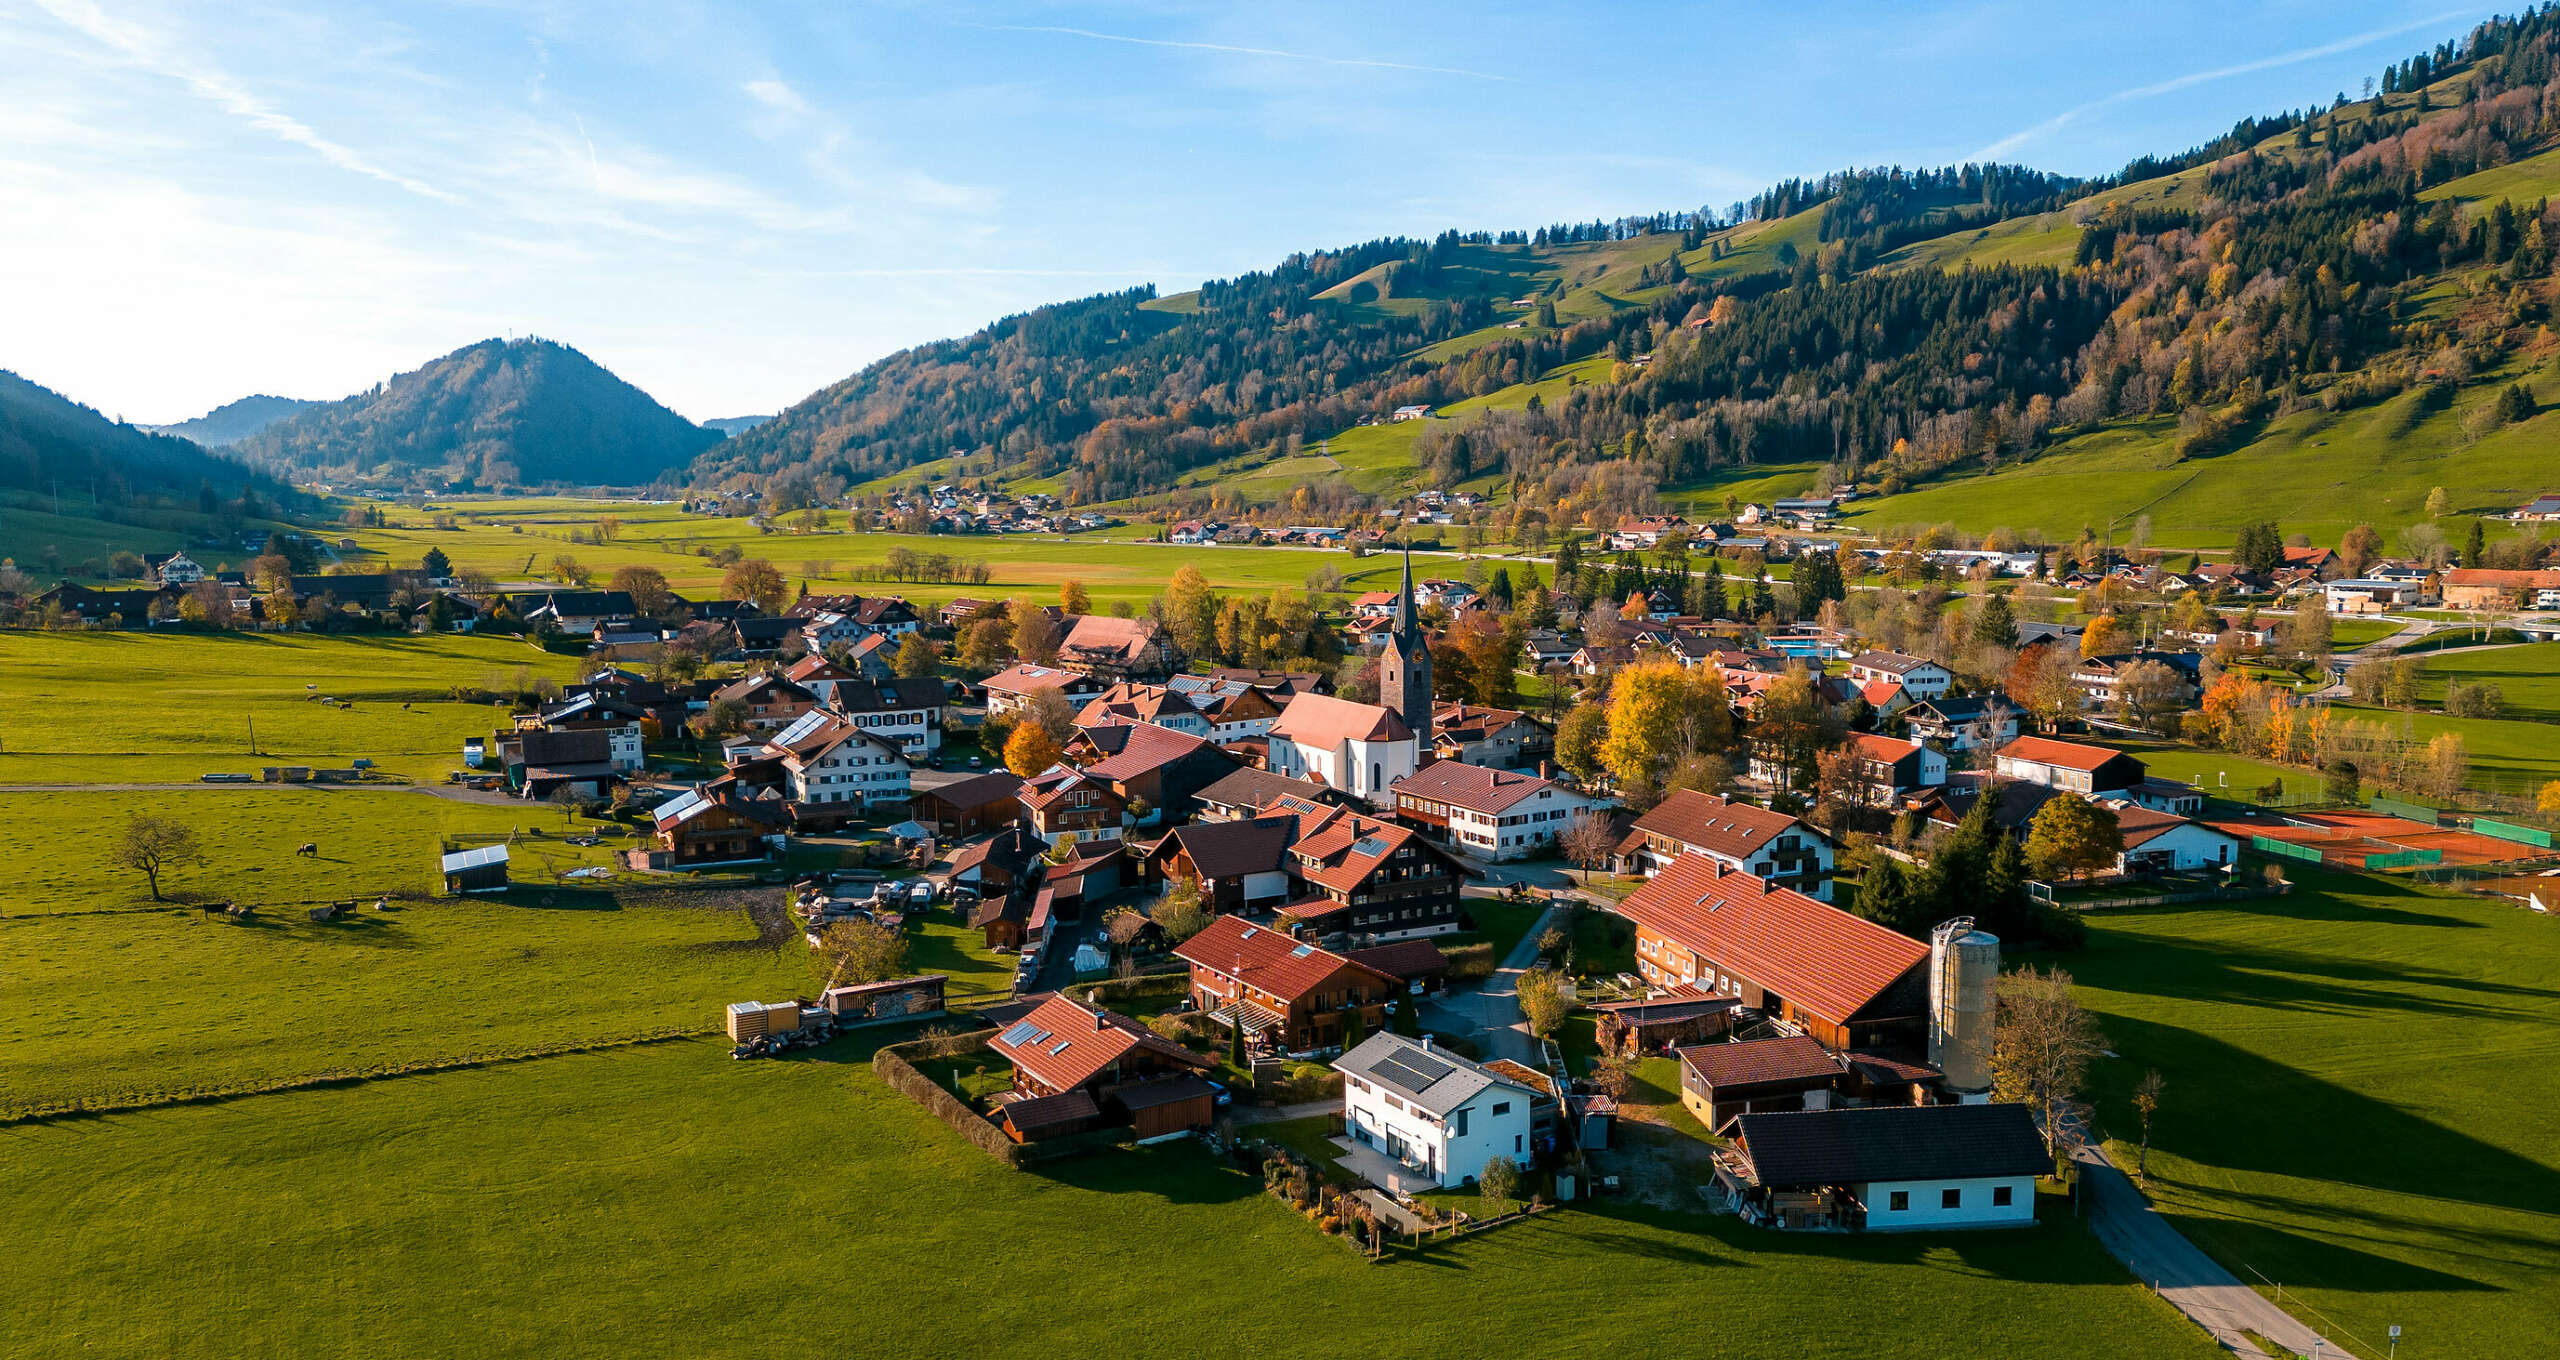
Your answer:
(996, 1089), (1104, 1143)
(1592, 991), (1742, 1058)
(1108, 1077), (1219, 1142)
(440, 844), (510, 895)
(819, 974), (949, 1026)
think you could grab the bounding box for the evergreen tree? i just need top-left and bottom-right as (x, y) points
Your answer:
(1971, 593), (2018, 649)
(421, 546), (452, 579)
(1488, 565), (1515, 608)
(1749, 570), (1776, 621)
(2463, 518), (2486, 568)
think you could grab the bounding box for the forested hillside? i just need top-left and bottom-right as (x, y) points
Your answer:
(689, 6), (2560, 548)
(0, 371), (291, 509)
(146, 394), (320, 447)
(239, 338), (717, 491)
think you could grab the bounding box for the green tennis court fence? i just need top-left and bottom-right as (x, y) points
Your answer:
(2471, 817), (2555, 849)
(2361, 849), (2443, 870)
(2368, 796), (2442, 826)
(2252, 836), (2326, 864)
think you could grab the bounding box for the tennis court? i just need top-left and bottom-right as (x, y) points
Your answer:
(2210, 808), (2529, 870)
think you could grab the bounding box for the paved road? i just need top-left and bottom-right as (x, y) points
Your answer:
(2072, 1144), (2357, 1360)
(1422, 900), (1565, 1068)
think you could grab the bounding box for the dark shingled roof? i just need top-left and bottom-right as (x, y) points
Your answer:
(1736, 1103), (2050, 1189)
(1675, 1035), (1840, 1090)
(1164, 816), (1296, 880)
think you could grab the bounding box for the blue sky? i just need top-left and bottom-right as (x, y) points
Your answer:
(0, 0), (2500, 424)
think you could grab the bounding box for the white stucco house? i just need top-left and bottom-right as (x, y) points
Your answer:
(1335, 1032), (1536, 1188)
(1265, 693), (1417, 805)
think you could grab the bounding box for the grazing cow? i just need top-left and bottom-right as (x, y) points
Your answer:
(296, 842), (318, 857)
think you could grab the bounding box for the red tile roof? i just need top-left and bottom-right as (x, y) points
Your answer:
(1173, 914), (1394, 1005)
(987, 994), (1208, 1092)
(1630, 790), (1817, 862)
(1389, 760), (1563, 815)
(1270, 692), (1411, 748)
(1617, 853), (1928, 1029)
(1081, 722), (1222, 782)
(1995, 735), (2132, 774)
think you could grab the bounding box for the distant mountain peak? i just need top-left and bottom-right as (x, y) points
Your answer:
(146, 393), (321, 447)
(236, 337), (715, 490)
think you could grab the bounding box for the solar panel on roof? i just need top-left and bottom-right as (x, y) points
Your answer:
(1351, 837), (1387, 856)
(999, 1021), (1040, 1046)
(1289, 943), (1314, 957)
(1048, 1037), (1073, 1055)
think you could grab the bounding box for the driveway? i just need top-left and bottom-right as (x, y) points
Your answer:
(2072, 1145), (2357, 1360)
(1421, 900), (1565, 1068)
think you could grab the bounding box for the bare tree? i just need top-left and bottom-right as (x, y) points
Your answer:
(1559, 810), (1617, 884)
(117, 815), (203, 902)
(1992, 965), (2105, 1150)
(2132, 1068), (2165, 1185)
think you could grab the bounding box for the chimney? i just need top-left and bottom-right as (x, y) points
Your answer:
(1094, 1005), (1106, 1032)
(1420, 1034), (1435, 1053)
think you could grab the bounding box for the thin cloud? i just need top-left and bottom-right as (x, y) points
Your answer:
(29, 0), (463, 204)
(1973, 10), (2470, 161)
(962, 22), (1514, 83)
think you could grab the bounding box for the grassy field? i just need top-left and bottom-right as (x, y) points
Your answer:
(2061, 869), (2560, 1360)
(1843, 377), (2557, 550)
(2326, 702), (2560, 800)
(0, 888), (805, 1114)
(0, 631), (581, 784)
(0, 1030), (2217, 1360)
(2413, 642), (2560, 722)
(0, 789), (626, 910)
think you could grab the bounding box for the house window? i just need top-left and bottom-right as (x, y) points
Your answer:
(1492, 1101), (1510, 1115)
(1452, 1109), (1469, 1137)
(1888, 1191), (1909, 1212)
(1992, 1184), (2013, 1207)
(1942, 1188), (1962, 1209)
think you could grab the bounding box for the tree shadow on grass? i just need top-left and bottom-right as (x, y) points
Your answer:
(2094, 1012), (2560, 1227)
(493, 887), (623, 912)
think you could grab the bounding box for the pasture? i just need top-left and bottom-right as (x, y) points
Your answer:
(2063, 870), (2560, 1360)
(0, 1032), (2216, 1360)
(0, 631), (579, 785)
(2413, 642), (2560, 722)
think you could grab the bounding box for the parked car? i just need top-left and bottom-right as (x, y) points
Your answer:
(968, 755), (983, 769)
(907, 881), (934, 909)
(1201, 1079), (1234, 1108)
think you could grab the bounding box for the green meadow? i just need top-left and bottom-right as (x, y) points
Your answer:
(0, 631), (579, 784)
(2064, 870), (2560, 1360)
(0, 1033), (2215, 1360)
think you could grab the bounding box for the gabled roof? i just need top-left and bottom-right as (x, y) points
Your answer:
(2105, 801), (2231, 850)
(1347, 939), (1450, 981)
(1995, 735), (2137, 775)
(1195, 765), (1346, 814)
(1616, 853), (1928, 1029)
(988, 994), (1211, 1093)
(711, 672), (817, 706)
(915, 770), (1025, 810)
(982, 663), (1097, 696)
(1846, 650), (1940, 675)
(1736, 1103), (2050, 1189)
(1161, 816), (1296, 880)
(1631, 790), (1819, 862)
(1057, 614), (1163, 664)
(1173, 915), (1394, 1004)
(1431, 702), (1533, 743)
(1082, 722), (1224, 782)
(1390, 761), (1567, 815)
(828, 676), (944, 713)
(1674, 1035), (1841, 1090)
(1270, 692), (1411, 748)
(1333, 1032), (1529, 1118)
(1287, 807), (1456, 894)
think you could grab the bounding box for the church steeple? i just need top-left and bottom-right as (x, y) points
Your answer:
(1381, 533), (1433, 756)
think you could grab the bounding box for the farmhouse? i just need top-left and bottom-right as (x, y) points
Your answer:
(1020, 765), (1127, 846)
(1843, 651), (1952, 701)
(1430, 702), (1552, 769)
(708, 673), (820, 732)
(982, 663), (1108, 716)
(1078, 722), (1238, 827)
(1056, 614), (1176, 679)
(1174, 915), (1396, 1052)
(825, 675), (946, 757)
(1143, 816), (1298, 916)
(1336, 1032), (1538, 1188)
(1721, 1103), (2049, 1232)
(1270, 796), (1469, 942)
(1389, 761), (1601, 862)
(2441, 567), (2560, 610)
(1624, 789), (1836, 901)
(988, 995), (1219, 1143)
(767, 710), (912, 817)
(1077, 681), (1214, 740)
(1901, 696), (2020, 752)
(650, 780), (788, 864)
(1615, 853), (1929, 1051)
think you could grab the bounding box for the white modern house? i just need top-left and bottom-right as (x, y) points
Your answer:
(1335, 1032), (1536, 1188)
(1265, 693), (1417, 805)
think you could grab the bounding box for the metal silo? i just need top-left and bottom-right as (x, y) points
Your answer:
(1929, 917), (2000, 1102)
